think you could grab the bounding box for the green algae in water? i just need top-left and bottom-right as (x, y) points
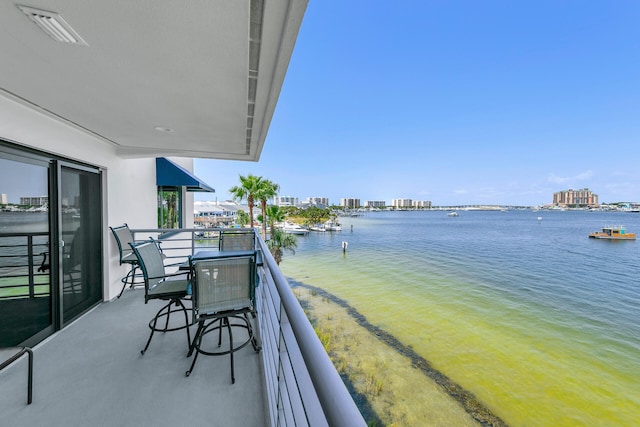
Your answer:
(280, 212), (640, 427)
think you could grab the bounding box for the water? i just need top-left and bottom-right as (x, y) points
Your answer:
(0, 212), (49, 273)
(279, 210), (640, 427)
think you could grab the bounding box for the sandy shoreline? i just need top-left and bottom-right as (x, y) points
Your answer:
(290, 280), (508, 427)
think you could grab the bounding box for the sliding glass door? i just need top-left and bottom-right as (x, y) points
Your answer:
(0, 152), (52, 346)
(0, 143), (103, 346)
(59, 164), (102, 324)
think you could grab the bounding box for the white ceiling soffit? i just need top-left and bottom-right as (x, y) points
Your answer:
(0, 0), (308, 161)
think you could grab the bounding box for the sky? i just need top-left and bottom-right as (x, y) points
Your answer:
(0, 159), (49, 203)
(195, 0), (640, 207)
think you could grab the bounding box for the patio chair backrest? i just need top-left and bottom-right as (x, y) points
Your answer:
(219, 230), (256, 252)
(192, 254), (255, 321)
(130, 241), (167, 296)
(110, 224), (135, 264)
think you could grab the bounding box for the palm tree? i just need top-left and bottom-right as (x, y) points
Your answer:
(255, 179), (280, 239)
(267, 229), (297, 265)
(229, 174), (262, 228)
(158, 190), (178, 228)
(264, 205), (286, 238)
(235, 209), (250, 227)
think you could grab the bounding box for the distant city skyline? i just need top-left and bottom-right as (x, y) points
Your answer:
(0, 158), (48, 204)
(198, 189), (636, 209)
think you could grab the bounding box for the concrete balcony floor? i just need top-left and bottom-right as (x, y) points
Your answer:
(1, 289), (267, 426)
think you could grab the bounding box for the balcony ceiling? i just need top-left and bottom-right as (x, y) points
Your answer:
(0, 0), (307, 160)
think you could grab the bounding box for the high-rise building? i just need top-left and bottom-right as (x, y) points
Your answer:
(306, 197), (329, 206)
(274, 196), (299, 206)
(365, 200), (386, 208)
(553, 188), (598, 207)
(0, 194), (7, 205)
(20, 196), (48, 206)
(340, 198), (360, 208)
(412, 200), (432, 208)
(392, 198), (412, 208)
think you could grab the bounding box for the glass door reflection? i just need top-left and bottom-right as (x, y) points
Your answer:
(0, 155), (51, 346)
(60, 165), (102, 324)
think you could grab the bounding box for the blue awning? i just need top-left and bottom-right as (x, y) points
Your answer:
(156, 158), (215, 193)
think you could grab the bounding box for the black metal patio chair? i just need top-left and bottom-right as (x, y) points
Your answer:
(110, 224), (141, 298)
(219, 229), (256, 251)
(129, 240), (192, 355)
(186, 252), (261, 383)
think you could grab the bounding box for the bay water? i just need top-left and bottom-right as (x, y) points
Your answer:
(279, 210), (640, 426)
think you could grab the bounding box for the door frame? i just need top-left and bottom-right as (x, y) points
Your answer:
(55, 160), (104, 328)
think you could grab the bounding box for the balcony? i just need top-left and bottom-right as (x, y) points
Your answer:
(1, 228), (365, 426)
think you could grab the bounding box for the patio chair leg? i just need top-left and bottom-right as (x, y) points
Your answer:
(176, 299), (191, 350)
(117, 266), (134, 299)
(117, 282), (127, 299)
(226, 317), (235, 384)
(186, 322), (205, 377)
(187, 321), (205, 357)
(140, 319), (157, 355)
(185, 314), (253, 383)
(141, 301), (169, 355)
(163, 302), (171, 332)
(186, 346), (200, 377)
(128, 265), (139, 289)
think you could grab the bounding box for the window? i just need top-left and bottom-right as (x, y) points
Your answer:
(157, 187), (182, 229)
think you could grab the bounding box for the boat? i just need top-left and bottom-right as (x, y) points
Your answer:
(447, 211), (459, 217)
(309, 224), (326, 232)
(324, 220), (342, 231)
(281, 222), (309, 235)
(588, 225), (636, 240)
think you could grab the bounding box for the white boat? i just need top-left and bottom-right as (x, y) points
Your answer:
(281, 222), (309, 235)
(447, 211), (459, 217)
(309, 224), (327, 232)
(324, 220), (342, 231)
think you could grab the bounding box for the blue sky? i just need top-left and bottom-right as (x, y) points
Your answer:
(196, 1), (640, 206)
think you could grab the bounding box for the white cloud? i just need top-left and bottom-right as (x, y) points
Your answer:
(547, 173), (567, 184)
(603, 182), (635, 195)
(576, 170), (594, 180)
(547, 170), (593, 185)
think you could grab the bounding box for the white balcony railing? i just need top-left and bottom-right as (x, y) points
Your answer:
(133, 228), (366, 427)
